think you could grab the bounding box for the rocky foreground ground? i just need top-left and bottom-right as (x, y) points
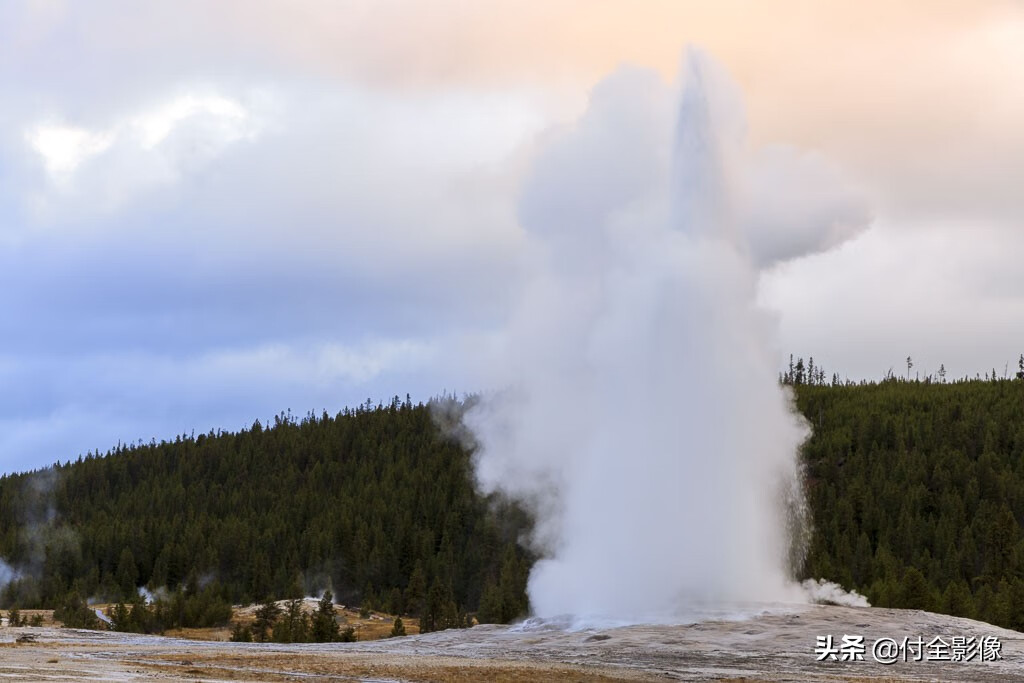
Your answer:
(1, 604), (1021, 681)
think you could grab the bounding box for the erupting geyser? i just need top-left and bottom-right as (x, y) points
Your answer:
(465, 49), (870, 621)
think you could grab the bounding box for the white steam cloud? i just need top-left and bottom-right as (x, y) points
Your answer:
(465, 49), (870, 620)
(802, 579), (870, 608)
(0, 558), (18, 588)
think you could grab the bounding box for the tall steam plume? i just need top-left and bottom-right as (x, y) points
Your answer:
(465, 49), (869, 620)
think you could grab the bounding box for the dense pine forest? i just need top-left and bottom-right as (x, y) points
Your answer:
(0, 397), (531, 631)
(795, 375), (1024, 630)
(2, 372), (1024, 632)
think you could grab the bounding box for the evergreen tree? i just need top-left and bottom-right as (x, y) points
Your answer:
(311, 591), (339, 643)
(899, 567), (933, 611)
(404, 563), (426, 617)
(116, 548), (138, 599)
(497, 545), (528, 622)
(229, 622), (253, 642)
(273, 598), (309, 643)
(252, 598), (281, 642)
(110, 602), (132, 632)
(53, 592), (101, 629)
(476, 579), (502, 624)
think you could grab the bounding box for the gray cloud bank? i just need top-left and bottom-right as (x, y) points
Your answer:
(1, 1), (1022, 474)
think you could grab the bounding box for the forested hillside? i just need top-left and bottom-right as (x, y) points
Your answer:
(2, 377), (1024, 632)
(0, 397), (531, 629)
(796, 376), (1024, 630)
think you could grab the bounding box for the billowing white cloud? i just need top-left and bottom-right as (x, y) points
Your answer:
(26, 92), (256, 180)
(26, 124), (113, 176)
(22, 88), (271, 218)
(132, 93), (252, 149)
(741, 146), (870, 267)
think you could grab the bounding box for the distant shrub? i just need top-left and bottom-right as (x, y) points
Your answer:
(229, 622), (253, 642)
(53, 592), (102, 630)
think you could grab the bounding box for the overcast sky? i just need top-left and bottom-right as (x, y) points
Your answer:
(2, 0), (1023, 473)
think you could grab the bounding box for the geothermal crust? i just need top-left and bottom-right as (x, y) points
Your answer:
(1, 604), (1020, 682)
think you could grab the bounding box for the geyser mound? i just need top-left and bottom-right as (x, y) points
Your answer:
(466, 49), (869, 621)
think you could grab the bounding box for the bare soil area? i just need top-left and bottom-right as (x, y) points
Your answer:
(1, 604), (1021, 681)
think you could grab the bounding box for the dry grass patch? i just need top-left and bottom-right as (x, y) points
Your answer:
(143, 652), (655, 682)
